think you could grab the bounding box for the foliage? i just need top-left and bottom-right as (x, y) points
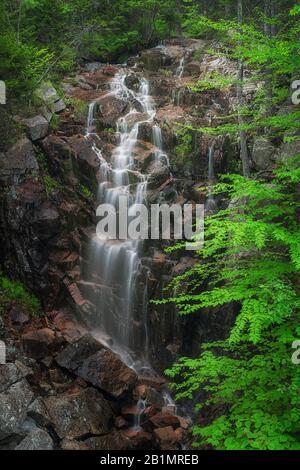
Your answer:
(175, 127), (193, 163)
(78, 184), (93, 199)
(161, 155), (300, 450)
(0, 275), (41, 316)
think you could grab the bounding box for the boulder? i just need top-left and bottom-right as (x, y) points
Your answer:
(147, 162), (171, 189)
(0, 137), (38, 182)
(27, 397), (51, 427)
(252, 137), (277, 170)
(53, 99), (66, 113)
(8, 307), (30, 327)
(97, 94), (128, 128)
(0, 362), (31, 393)
(25, 115), (49, 141)
(45, 387), (113, 439)
(21, 328), (62, 360)
(0, 379), (34, 439)
(154, 426), (181, 450)
(15, 428), (54, 450)
(123, 429), (152, 449)
(148, 411), (181, 430)
(56, 334), (138, 398)
(124, 75), (141, 92)
(34, 82), (65, 114)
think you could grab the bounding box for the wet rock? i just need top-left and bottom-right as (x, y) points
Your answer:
(147, 162), (171, 189)
(0, 379), (34, 439)
(45, 387), (113, 439)
(132, 140), (157, 170)
(124, 75), (140, 92)
(25, 115), (49, 141)
(21, 328), (62, 360)
(148, 411), (181, 430)
(56, 334), (138, 398)
(0, 137), (38, 182)
(15, 428), (54, 450)
(252, 137), (278, 170)
(97, 94), (128, 128)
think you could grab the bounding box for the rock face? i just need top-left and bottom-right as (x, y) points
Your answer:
(1, 38), (264, 451)
(56, 335), (138, 398)
(252, 137), (277, 170)
(0, 137), (38, 182)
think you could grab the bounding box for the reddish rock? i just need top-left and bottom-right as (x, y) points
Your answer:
(144, 410), (181, 432)
(133, 384), (147, 400)
(154, 426), (181, 450)
(123, 429), (153, 449)
(115, 416), (129, 430)
(97, 94), (128, 128)
(21, 328), (62, 359)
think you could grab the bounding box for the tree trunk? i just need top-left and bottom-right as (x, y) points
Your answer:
(237, 0), (250, 177)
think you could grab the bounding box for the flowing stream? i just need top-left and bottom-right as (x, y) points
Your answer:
(84, 70), (168, 371)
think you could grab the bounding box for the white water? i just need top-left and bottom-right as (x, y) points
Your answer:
(206, 144), (217, 213)
(84, 71), (170, 369)
(176, 57), (185, 79)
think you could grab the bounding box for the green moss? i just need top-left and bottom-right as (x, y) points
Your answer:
(0, 275), (42, 317)
(66, 97), (88, 122)
(175, 127), (193, 164)
(78, 184), (93, 199)
(43, 175), (63, 195)
(50, 113), (61, 131)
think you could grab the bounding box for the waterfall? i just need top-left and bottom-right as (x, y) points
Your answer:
(208, 144), (215, 182)
(132, 398), (146, 431)
(84, 71), (170, 370)
(176, 57), (185, 79)
(206, 144), (217, 213)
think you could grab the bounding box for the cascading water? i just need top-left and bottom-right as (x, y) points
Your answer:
(205, 144), (218, 213)
(176, 57), (185, 79)
(84, 70), (169, 370)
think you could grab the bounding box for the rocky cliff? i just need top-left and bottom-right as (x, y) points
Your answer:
(1, 38), (294, 451)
